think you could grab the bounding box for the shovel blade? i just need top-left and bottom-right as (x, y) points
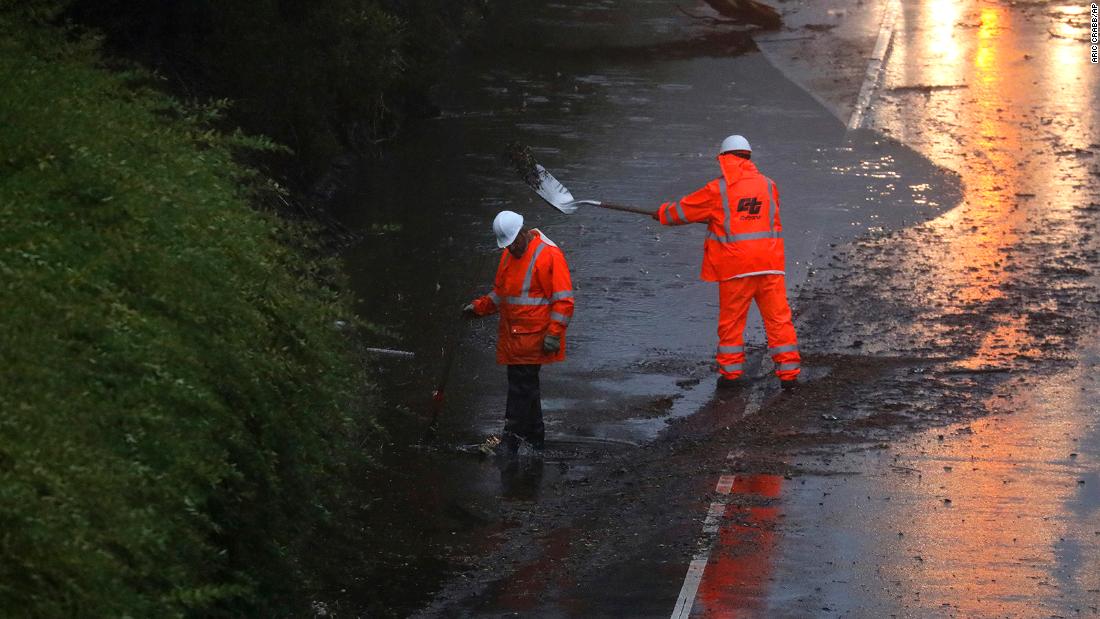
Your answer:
(533, 164), (579, 214)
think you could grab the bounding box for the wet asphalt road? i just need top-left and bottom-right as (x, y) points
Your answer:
(327, 0), (1100, 616)
(754, 1), (1100, 616)
(339, 0), (959, 444)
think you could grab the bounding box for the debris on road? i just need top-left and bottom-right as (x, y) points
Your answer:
(477, 435), (501, 457)
(504, 141), (540, 190)
(697, 0), (782, 30)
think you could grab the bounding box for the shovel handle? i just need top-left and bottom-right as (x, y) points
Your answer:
(597, 202), (657, 217)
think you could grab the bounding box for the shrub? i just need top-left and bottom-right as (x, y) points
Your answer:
(0, 6), (371, 615)
(64, 0), (489, 183)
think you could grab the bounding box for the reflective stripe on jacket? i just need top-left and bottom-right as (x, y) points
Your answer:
(657, 155), (785, 282)
(471, 230), (575, 364)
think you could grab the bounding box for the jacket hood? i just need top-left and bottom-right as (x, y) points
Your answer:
(530, 228), (557, 248)
(717, 153), (758, 186)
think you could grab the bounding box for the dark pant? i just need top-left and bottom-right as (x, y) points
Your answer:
(505, 364), (544, 449)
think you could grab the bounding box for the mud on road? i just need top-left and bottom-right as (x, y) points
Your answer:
(413, 1), (1098, 616)
(320, 0), (1100, 616)
(408, 194), (1099, 614)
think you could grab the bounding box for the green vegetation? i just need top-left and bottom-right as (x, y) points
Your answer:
(66, 0), (491, 183)
(0, 4), (372, 615)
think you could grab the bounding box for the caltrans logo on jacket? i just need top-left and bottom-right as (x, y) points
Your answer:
(657, 156), (785, 282)
(470, 230), (575, 365)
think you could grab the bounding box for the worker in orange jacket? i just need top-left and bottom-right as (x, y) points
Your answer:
(464, 210), (575, 451)
(654, 135), (800, 389)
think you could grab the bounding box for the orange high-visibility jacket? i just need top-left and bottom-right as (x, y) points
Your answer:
(657, 155), (785, 281)
(471, 230), (574, 365)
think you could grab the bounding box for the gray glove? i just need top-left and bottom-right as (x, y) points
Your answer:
(542, 333), (561, 354)
(462, 303), (477, 318)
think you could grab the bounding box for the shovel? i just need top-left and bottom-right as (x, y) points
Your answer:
(531, 164), (656, 218)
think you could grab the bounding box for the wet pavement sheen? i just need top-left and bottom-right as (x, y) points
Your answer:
(757, 0), (1100, 617)
(328, 0), (1100, 616)
(337, 0), (959, 447)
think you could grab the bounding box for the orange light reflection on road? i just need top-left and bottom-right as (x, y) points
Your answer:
(974, 7), (1000, 78)
(877, 0), (1100, 611)
(1044, 6), (1095, 163)
(892, 378), (1100, 616)
(925, 0), (962, 66)
(922, 3), (1023, 317)
(693, 474), (783, 618)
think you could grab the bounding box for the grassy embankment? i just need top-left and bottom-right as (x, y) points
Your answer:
(66, 0), (491, 185)
(0, 5), (372, 615)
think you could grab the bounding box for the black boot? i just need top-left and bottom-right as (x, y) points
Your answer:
(717, 375), (742, 390)
(496, 431), (521, 457)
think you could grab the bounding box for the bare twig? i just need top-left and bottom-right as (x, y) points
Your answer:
(939, 367), (1012, 375)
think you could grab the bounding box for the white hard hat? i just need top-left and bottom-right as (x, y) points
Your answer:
(719, 134), (752, 155)
(493, 210), (524, 248)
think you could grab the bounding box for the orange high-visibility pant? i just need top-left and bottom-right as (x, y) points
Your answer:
(716, 274), (800, 381)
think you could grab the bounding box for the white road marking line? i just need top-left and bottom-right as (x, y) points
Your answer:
(702, 502), (726, 534)
(671, 554), (709, 619)
(743, 385), (765, 418)
(716, 474), (737, 495)
(847, 0), (900, 131)
(672, 345), (791, 614)
(670, 475), (741, 616)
